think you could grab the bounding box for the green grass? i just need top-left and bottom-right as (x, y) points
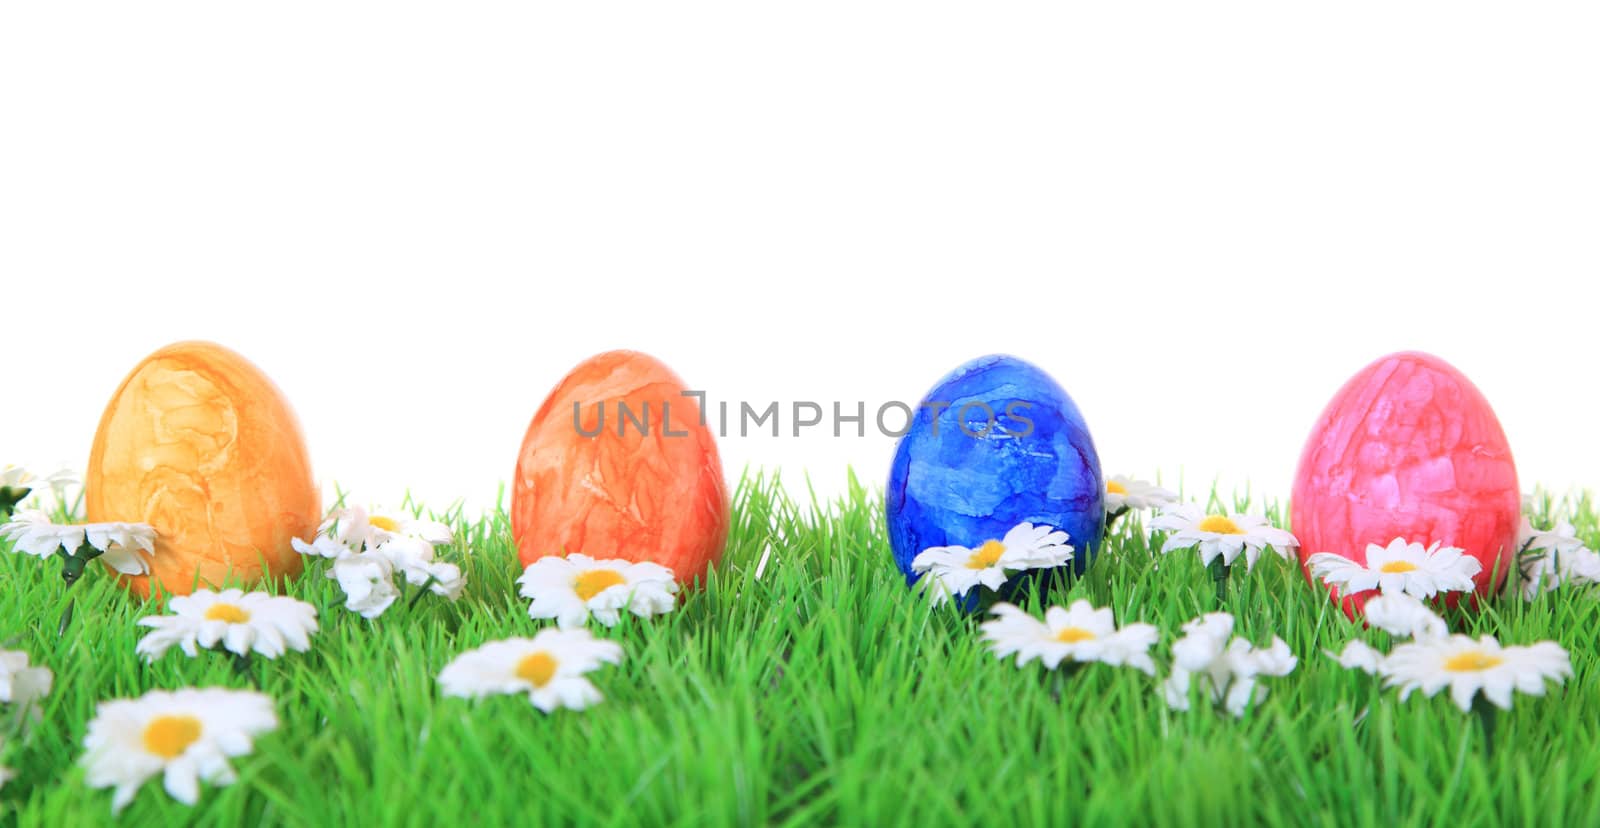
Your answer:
(2, 473), (1599, 827)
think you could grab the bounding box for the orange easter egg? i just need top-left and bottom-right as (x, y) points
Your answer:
(85, 341), (319, 597)
(512, 350), (729, 583)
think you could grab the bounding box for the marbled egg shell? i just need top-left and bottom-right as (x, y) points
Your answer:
(887, 354), (1105, 593)
(512, 350), (729, 583)
(85, 341), (319, 597)
(1291, 351), (1519, 615)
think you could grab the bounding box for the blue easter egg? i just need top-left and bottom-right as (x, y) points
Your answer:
(886, 354), (1105, 597)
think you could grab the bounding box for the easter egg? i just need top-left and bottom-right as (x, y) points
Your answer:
(512, 350), (729, 583)
(886, 354), (1105, 595)
(1291, 351), (1519, 614)
(85, 341), (319, 597)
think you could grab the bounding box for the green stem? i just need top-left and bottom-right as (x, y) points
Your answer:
(57, 597), (75, 637)
(54, 541), (102, 636)
(1049, 661), (1084, 703)
(1105, 507), (1128, 534)
(1209, 556), (1230, 608)
(231, 651), (261, 687)
(1473, 696), (1498, 759)
(407, 575), (439, 609)
(59, 548), (89, 586)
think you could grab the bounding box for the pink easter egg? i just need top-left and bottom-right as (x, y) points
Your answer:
(1291, 351), (1519, 617)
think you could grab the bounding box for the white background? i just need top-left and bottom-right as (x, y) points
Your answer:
(2, 3), (1595, 515)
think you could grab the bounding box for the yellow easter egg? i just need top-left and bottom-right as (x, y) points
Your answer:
(85, 341), (319, 596)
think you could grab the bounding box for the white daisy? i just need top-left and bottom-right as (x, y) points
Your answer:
(329, 554), (401, 619)
(0, 510), (157, 575)
(0, 649), (53, 707)
(373, 536), (466, 599)
(0, 465), (30, 490)
(910, 522), (1074, 606)
(136, 589), (318, 661)
(438, 629), (624, 713)
(41, 468), (76, 492)
(0, 466), (76, 506)
(1363, 592), (1449, 640)
(1382, 634), (1572, 712)
(1104, 476), (1179, 514)
(0, 465), (75, 490)
(1514, 519), (1600, 599)
(84, 522), (160, 575)
(1150, 504), (1298, 570)
(290, 534), (354, 559)
(979, 601), (1158, 674)
(1, 510), (83, 558)
(294, 519), (464, 615)
(0, 465), (77, 506)
(1307, 538), (1481, 600)
(421, 560), (467, 600)
(80, 687), (278, 813)
(1327, 640), (1385, 674)
(0, 749), (11, 792)
(1163, 612), (1297, 717)
(1521, 518), (1587, 557)
(517, 554), (678, 629)
(319, 505), (452, 554)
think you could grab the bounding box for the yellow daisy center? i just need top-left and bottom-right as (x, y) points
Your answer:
(204, 603), (251, 623)
(574, 568), (627, 601)
(142, 715), (203, 759)
(515, 652), (558, 687)
(1380, 560), (1419, 573)
(1443, 651), (1505, 673)
(1198, 515), (1245, 535)
(1106, 481), (1128, 495)
(368, 515), (400, 532)
(1056, 626), (1096, 643)
(965, 540), (1007, 570)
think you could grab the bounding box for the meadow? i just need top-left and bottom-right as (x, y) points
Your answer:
(2, 472), (1597, 827)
